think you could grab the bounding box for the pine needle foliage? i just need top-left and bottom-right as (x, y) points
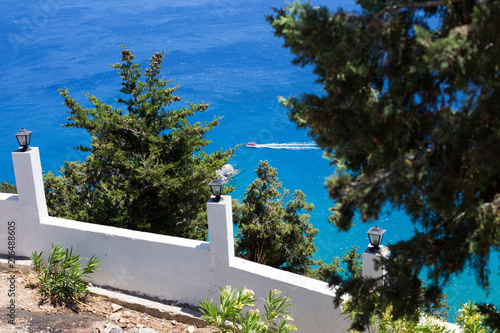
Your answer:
(44, 47), (235, 240)
(233, 161), (318, 275)
(0, 182), (16, 194)
(268, 0), (500, 330)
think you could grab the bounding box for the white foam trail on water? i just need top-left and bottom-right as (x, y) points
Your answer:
(253, 142), (320, 150)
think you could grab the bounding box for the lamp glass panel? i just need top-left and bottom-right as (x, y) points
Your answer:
(212, 185), (222, 196)
(17, 136), (27, 146)
(369, 234), (381, 246)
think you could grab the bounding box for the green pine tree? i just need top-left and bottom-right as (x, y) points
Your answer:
(268, 0), (500, 330)
(45, 47), (236, 240)
(0, 182), (16, 194)
(233, 161), (318, 275)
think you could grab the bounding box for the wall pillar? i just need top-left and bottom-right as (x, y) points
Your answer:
(12, 147), (48, 220)
(11, 147), (48, 256)
(362, 245), (390, 280)
(207, 195), (234, 265)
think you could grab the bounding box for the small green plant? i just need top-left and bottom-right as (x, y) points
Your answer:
(31, 244), (101, 303)
(341, 300), (453, 333)
(342, 298), (500, 333)
(455, 302), (497, 333)
(198, 286), (297, 332)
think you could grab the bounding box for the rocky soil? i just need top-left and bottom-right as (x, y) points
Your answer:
(0, 269), (217, 333)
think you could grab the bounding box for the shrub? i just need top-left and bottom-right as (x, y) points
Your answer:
(31, 244), (101, 303)
(342, 299), (500, 333)
(0, 181), (16, 193)
(198, 286), (296, 332)
(456, 302), (493, 333)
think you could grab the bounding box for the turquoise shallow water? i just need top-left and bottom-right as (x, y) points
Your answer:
(1, 0), (498, 319)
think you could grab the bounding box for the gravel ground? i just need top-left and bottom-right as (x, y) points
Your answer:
(0, 269), (217, 333)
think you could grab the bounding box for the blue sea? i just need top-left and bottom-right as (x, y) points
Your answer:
(1, 0), (497, 319)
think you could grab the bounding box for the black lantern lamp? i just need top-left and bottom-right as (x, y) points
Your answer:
(367, 226), (386, 249)
(15, 128), (32, 152)
(209, 179), (224, 199)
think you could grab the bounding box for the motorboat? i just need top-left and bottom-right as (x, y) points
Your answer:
(246, 142), (257, 147)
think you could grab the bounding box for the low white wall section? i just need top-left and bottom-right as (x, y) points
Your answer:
(0, 147), (350, 332)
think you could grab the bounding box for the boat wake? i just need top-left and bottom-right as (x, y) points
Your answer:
(250, 142), (319, 150)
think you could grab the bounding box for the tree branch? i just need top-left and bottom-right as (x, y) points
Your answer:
(399, 0), (473, 9)
(375, 0), (476, 17)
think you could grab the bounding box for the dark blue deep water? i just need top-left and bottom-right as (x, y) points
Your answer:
(1, 0), (498, 319)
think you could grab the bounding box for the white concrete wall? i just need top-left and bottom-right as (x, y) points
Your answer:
(0, 147), (350, 332)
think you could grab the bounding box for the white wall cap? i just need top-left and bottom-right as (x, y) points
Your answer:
(0, 193), (18, 201)
(231, 257), (336, 296)
(42, 216), (209, 250)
